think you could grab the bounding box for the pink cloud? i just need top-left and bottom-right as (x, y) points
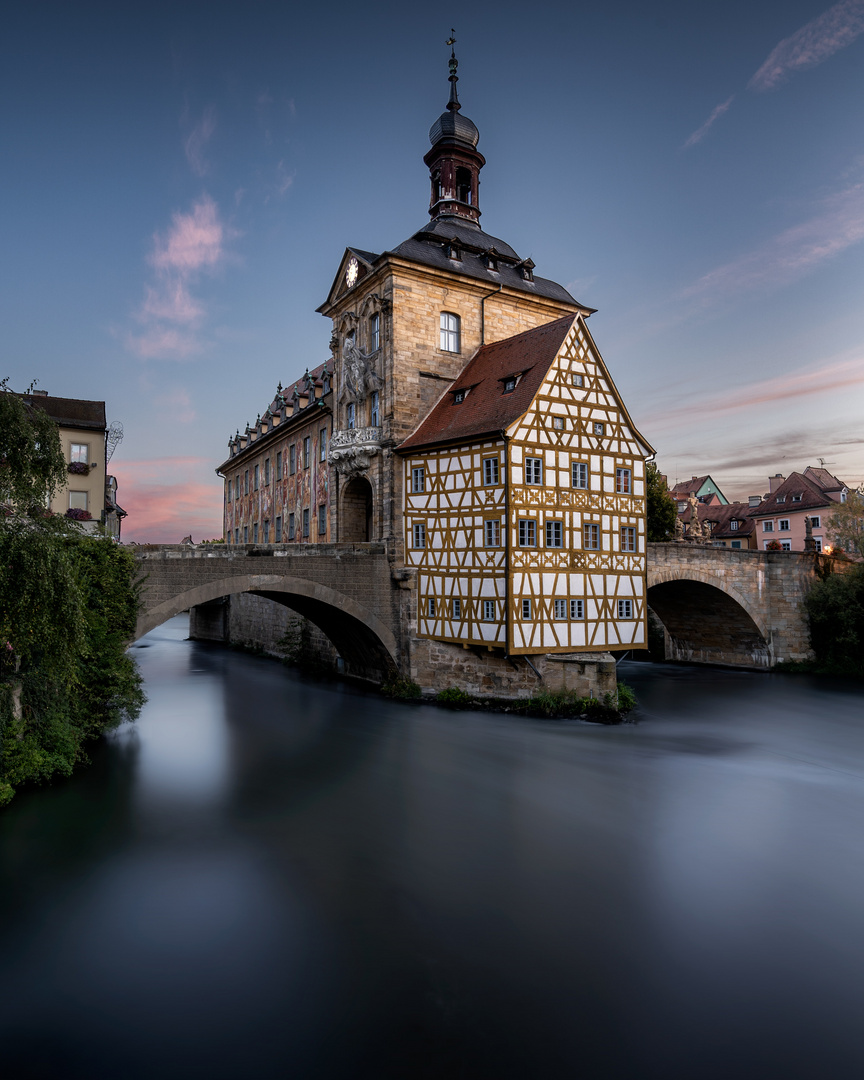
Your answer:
(641, 352), (864, 430)
(683, 96), (735, 148)
(680, 176), (864, 303)
(125, 327), (204, 360)
(112, 458), (222, 544)
(184, 106), (217, 176)
(150, 195), (225, 273)
(749, 0), (864, 91)
(140, 281), (204, 325)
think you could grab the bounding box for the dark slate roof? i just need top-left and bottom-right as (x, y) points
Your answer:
(803, 466), (846, 492)
(748, 471), (839, 517)
(388, 217), (586, 308)
(22, 394), (106, 430)
(348, 247), (380, 265)
(398, 315), (576, 452)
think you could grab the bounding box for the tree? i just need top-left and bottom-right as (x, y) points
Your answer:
(826, 491), (864, 556)
(646, 461), (678, 542)
(804, 563), (864, 676)
(0, 381), (67, 512)
(0, 382), (144, 806)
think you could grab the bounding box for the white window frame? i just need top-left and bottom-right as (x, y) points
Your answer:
(440, 311), (461, 353)
(618, 599), (633, 619)
(810, 516), (821, 528)
(68, 490), (88, 511)
(778, 519), (790, 531)
(70, 442), (89, 464)
(763, 520), (774, 532)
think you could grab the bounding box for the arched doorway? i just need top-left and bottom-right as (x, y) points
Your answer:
(342, 475), (374, 542)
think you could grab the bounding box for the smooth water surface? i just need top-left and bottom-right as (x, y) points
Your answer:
(2, 616), (864, 1078)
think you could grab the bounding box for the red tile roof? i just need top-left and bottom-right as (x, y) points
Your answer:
(748, 471), (841, 517)
(397, 315), (576, 452)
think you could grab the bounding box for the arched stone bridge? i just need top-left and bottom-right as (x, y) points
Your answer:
(133, 543), (406, 682)
(133, 541), (825, 678)
(647, 542), (822, 668)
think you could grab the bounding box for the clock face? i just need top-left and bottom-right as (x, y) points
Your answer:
(346, 257), (359, 288)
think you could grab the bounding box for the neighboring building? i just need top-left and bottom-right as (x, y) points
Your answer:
(748, 469), (849, 552)
(218, 363), (334, 545)
(217, 46), (652, 659)
(669, 474), (728, 513)
(21, 391), (124, 536)
(701, 502), (757, 549)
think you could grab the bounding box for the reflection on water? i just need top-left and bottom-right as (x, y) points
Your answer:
(1, 615), (864, 1078)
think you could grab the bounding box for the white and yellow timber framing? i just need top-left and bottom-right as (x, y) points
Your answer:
(403, 315), (654, 654)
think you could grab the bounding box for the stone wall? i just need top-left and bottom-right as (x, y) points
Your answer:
(222, 593), (339, 670)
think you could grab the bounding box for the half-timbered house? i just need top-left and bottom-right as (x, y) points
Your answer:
(398, 314), (653, 655)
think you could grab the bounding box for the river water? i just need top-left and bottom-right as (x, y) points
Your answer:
(2, 615), (864, 1079)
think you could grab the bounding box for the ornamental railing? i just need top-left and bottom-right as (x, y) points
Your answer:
(329, 426), (382, 448)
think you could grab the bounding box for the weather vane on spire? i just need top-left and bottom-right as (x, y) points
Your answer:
(445, 29), (460, 110)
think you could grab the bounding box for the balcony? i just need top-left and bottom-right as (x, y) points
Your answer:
(328, 426), (383, 477)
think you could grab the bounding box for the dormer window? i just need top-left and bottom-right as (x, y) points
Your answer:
(517, 258), (535, 282)
(730, 520), (739, 530)
(503, 376), (517, 394)
(482, 249), (499, 272)
(453, 388), (467, 404)
(777, 495), (786, 502)
(446, 239), (462, 261)
(792, 494), (802, 502)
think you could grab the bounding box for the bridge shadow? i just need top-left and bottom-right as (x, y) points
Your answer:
(648, 579), (772, 669)
(135, 575), (398, 684)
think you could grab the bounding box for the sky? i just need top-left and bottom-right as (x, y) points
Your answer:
(3, 0), (863, 541)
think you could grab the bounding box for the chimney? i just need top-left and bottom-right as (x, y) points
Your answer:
(749, 495), (762, 508)
(769, 473), (785, 493)
(32, 389), (48, 396)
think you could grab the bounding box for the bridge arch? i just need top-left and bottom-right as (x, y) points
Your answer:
(134, 573), (398, 680)
(647, 566), (772, 668)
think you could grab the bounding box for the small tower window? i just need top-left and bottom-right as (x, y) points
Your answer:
(455, 167), (472, 205)
(369, 313), (380, 352)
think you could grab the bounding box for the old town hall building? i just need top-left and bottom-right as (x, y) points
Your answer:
(217, 47), (653, 677)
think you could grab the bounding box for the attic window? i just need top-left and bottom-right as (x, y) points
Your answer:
(776, 495), (786, 502)
(517, 259), (535, 282)
(483, 249), (499, 272)
(730, 520), (739, 530)
(792, 494), (802, 502)
(446, 240), (462, 261)
(453, 388), (468, 404)
(503, 376), (517, 394)
(572, 373), (584, 387)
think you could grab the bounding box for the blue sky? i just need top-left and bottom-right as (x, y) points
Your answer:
(3, 0), (863, 540)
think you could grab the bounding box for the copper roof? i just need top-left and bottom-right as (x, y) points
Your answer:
(398, 316), (576, 452)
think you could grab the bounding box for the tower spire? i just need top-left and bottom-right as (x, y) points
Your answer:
(446, 30), (460, 112)
(424, 33), (485, 224)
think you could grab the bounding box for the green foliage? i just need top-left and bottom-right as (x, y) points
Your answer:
(803, 563), (864, 676)
(0, 398), (145, 805)
(0, 382), (67, 512)
(826, 492), (864, 556)
(646, 461), (678, 542)
(381, 673), (422, 700)
(436, 686), (473, 707)
(526, 683), (636, 723)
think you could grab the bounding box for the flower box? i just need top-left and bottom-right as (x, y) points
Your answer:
(65, 508), (92, 521)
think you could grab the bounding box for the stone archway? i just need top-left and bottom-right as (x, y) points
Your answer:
(133, 574), (398, 682)
(647, 573), (772, 668)
(341, 475), (374, 542)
